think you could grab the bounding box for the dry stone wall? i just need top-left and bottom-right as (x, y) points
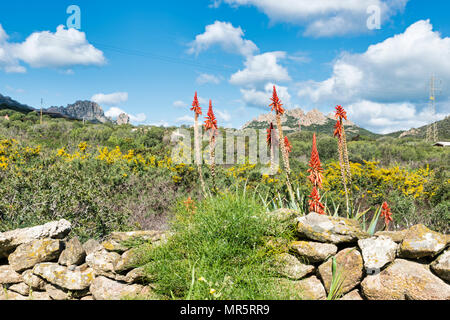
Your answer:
(1, 212), (449, 300)
(271, 210), (450, 300)
(0, 220), (165, 300)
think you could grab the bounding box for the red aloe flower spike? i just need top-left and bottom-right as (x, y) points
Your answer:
(191, 92), (202, 115)
(308, 186), (326, 215)
(269, 86), (284, 115)
(333, 120), (342, 138)
(204, 100), (218, 132)
(307, 133), (323, 189)
(267, 123), (274, 147)
(335, 105), (347, 121)
(284, 136), (292, 153)
(381, 201), (393, 228)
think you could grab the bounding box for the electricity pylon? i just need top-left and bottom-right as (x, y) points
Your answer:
(426, 75), (441, 143)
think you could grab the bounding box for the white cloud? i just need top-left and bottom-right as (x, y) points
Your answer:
(230, 51), (290, 87)
(188, 21), (258, 57)
(215, 109), (231, 122)
(176, 115), (195, 124)
(104, 107), (147, 123)
(298, 20), (450, 104)
(347, 100), (447, 134)
(196, 73), (221, 85)
(296, 20), (450, 133)
(215, 0), (409, 37)
(173, 100), (188, 108)
(241, 83), (291, 109)
(91, 92), (128, 106)
(0, 24), (105, 73)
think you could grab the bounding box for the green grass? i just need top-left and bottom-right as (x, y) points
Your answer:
(132, 192), (304, 300)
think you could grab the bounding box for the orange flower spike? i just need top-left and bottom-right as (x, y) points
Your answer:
(307, 133), (323, 188)
(267, 123), (274, 147)
(333, 120), (342, 138)
(308, 187), (326, 215)
(284, 136), (292, 153)
(269, 85), (285, 115)
(191, 92), (202, 115)
(335, 105), (347, 121)
(204, 100), (218, 132)
(381, 201), (394, 227)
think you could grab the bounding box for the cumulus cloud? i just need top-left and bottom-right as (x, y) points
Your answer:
(215, 109), (231, 122)
(297, 20), (450, 133)
(298, 20), (450, 104)
(214, 0), (409, 37)
(347, 100), (447, 134)
(188, 21), (258, 57)
(91, 92), (128, 106)
(241, 83), (291, 109)
(230, 51), (290, 87)
(196, 73), (221, 85)
(104, 107), (147, 123)
(0, 24), (105, 72)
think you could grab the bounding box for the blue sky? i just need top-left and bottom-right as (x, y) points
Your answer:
(0, 0), (449, 133)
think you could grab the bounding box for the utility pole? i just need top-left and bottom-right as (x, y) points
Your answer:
(426, 75), (441, 143)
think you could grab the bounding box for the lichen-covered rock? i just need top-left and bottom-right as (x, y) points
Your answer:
(8, 239), (63, 272)
(8, 282), (30, 296)
(375, 230), (408, 243)
(318, 248), (364, 295)
(0, 265), (23, 284)
(297, 276), (327, 300)
(45, 283), (69, 300)
(361, 259), (450, 300)
(115, 249), (140, 274)
(290, 241), (338, 263)
(82, 239), (102, 256)
(0, 290), (28, 300)
(85, 249), (121, 278)
(22, 269), (46, 290)
(274, 253), (314, 280)
(296, 212), (369, 244)
(89, 276), (147, 300)
(28, 291), (52, 300)
(58, 237), (86, 266)
(358, 236), (398, 270)
(340, 289), (363, 300)
(0, 219), (71, 258)
(115, 267), (147, 284)
(102, 239), (129, 253)
(109, 230), (166, 244)
(33, 263), (95, 291)
(399, 225), (447, 259)
(430, 249), (450, 282)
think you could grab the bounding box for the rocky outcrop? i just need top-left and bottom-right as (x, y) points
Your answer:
(46, 101), (112, 124)
(0, 221), (163, 300)
(117, 113), (130, 125)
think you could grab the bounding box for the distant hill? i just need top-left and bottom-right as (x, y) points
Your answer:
(242, 108), (379, 139)
(0, 94), (34, 113)
(392, 116), (450, 141)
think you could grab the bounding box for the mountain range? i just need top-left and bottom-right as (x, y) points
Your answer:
(1, 93), (448, 140)
(242, 108), (378, 139)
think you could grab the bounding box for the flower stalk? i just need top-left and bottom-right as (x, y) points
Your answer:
(204, 100), (218, 194)
(308, 133), (326, 215)
(191, 92), (207, 197)
(334, 105), (352, 215)
(270, 86), (294, 202)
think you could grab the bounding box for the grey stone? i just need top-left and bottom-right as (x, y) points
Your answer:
(89, 276), (147, 300)
(8, 239), (63, 272)
(0, 265), (23, 284)
(290, 241), (338, 263)
(58, 237), (86, 266)
(430, 249), (450, 282)
(33, 263), (95, 291)
(274, 253), (315, 280)
(358, 236), (398, 270)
